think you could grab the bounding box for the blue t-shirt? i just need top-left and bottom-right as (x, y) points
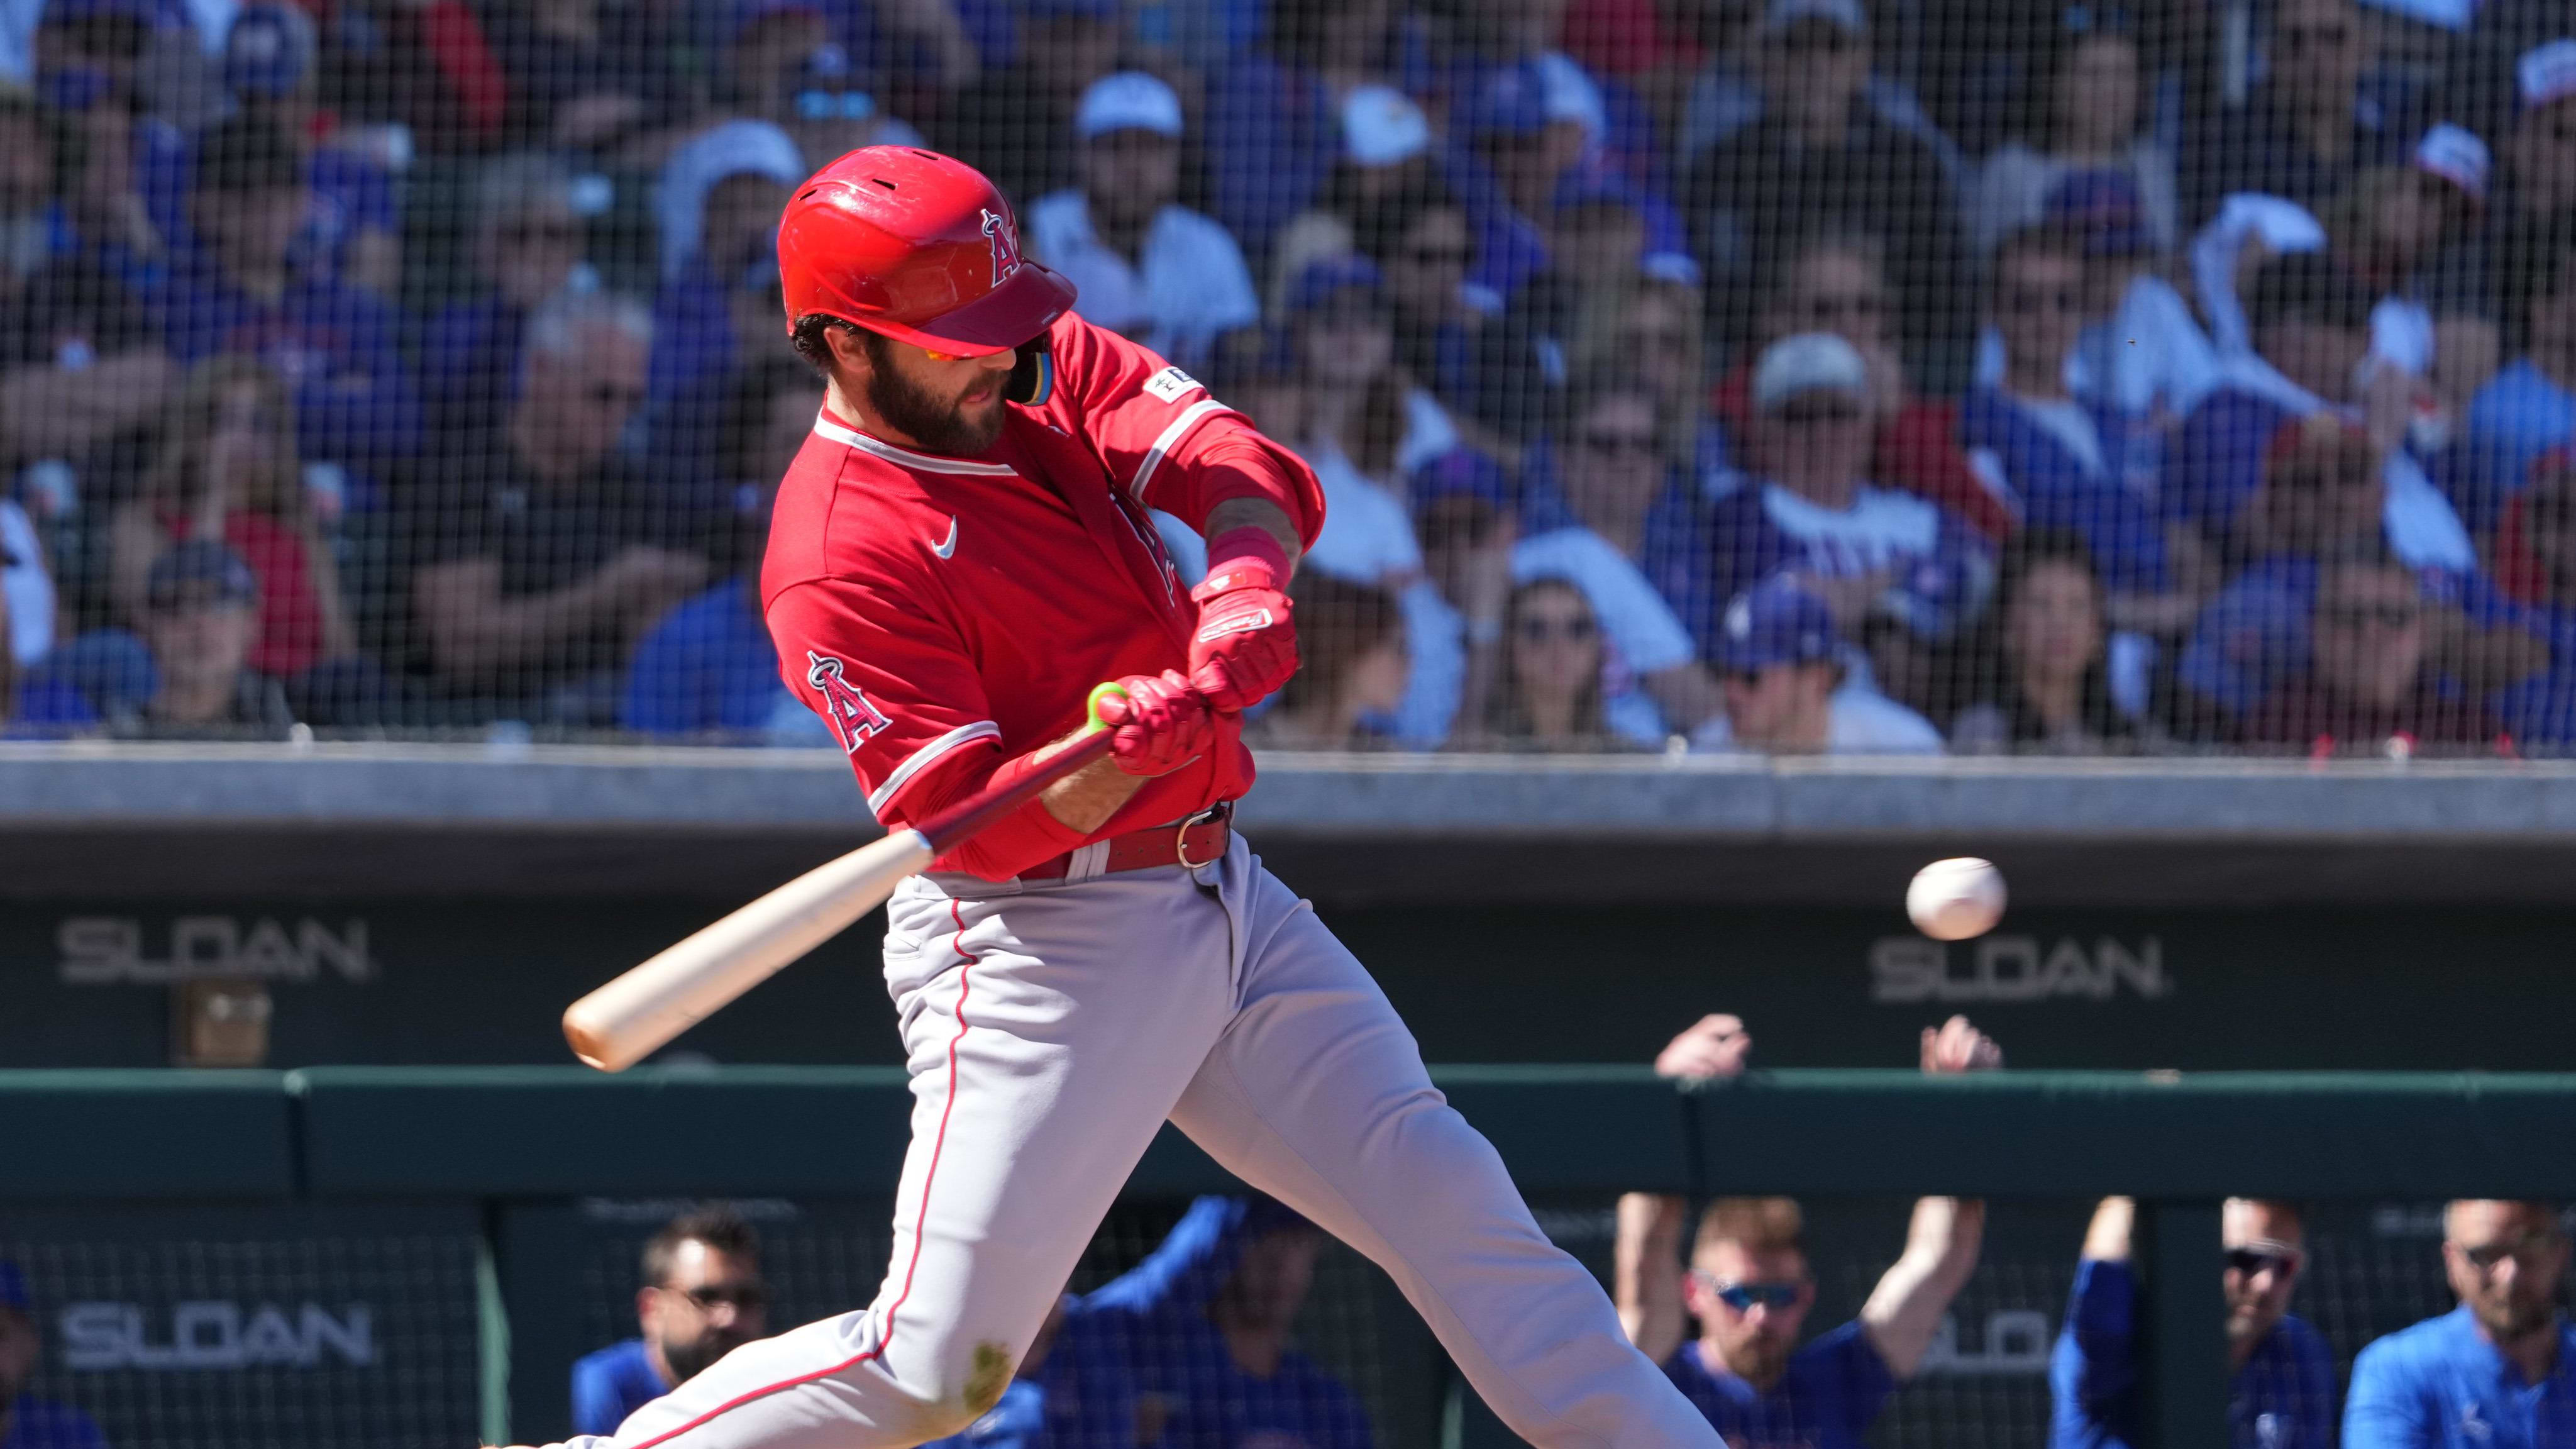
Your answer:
(1661, 1319), (1896, 1448)
(2345, 1306), (2576, 1449)
(2048, 1258), (2338, 1449)
(622, 581), (795, 736)
(1, 1396), (106, 1449)
(2461, 358), (2576, 533)
(570, 1337), (666, 1437)
(2162, 387), (2297, 537)
(1704, 479), (1995, 646)
(1959, 387), (2171, 592)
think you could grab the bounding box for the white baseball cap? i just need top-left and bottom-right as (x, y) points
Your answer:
(2411, 122), (2489, 203)
(1341, 85), (1429, 167)
(1752, 333), (1869, 413)
(2518, 38), (2576, 112)
(1759, 0), (1868, 37)
(1076, 72), (1184, 141)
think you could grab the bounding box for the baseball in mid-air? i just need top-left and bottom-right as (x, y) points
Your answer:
(1907, 857), (2007, 941)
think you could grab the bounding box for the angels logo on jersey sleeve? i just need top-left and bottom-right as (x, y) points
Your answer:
(806, 652), (895, 753)
(981, 208), (1024, 282)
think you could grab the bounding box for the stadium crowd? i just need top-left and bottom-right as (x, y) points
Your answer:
(0, 0), (2573, 755)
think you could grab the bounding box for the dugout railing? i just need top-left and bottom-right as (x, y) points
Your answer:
(9, 1065), (2574, 1448)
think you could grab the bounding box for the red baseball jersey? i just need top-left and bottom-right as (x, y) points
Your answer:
(763, 312), (1324, 880)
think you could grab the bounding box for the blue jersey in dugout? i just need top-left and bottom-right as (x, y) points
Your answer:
(1659, 1319), (1896, 1448)
(2343, 1306), (2576, 1449)
(2047, 1258), (2336, 1448)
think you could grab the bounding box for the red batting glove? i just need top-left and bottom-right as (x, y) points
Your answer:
(1095, 670), (1215, 776)
(1188, 527), (1298, 713)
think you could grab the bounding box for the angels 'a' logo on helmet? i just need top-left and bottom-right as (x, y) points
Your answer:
(980, 207), (1023, 283)
(806, 652), (893, 754)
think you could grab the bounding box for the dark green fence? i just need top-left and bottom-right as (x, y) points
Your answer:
(8, 1067), (2573, 1447)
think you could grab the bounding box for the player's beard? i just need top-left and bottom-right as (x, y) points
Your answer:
(661, 1326), (748, 1386)
(868, 357), (1009, 456)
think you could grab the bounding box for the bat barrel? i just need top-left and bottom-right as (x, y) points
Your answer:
(562, 829), (935, 1070)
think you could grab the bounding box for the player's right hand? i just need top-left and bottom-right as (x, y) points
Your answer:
(1095, 670), (1215, 777)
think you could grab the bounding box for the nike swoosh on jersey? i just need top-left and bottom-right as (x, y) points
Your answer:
(931, 516), (958, 559)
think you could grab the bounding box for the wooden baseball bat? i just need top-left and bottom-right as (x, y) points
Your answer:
(562, 720), (1119, 1072)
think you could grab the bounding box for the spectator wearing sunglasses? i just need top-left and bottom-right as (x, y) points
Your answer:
(1616, 1013), (1999, 1447)
(2181, 0), (2411, 227)
(2236, 541), (2505, 753)
(1469, 577), (1618, 750)
(1709, 333), (1994, 716)
(1963, 225), (2192, 635)
(773, 42), (923, 174)
(2050, 1196), (2335, 1449)
(2345, 1201), (2576, 1447)
(573, 1207), (771, 1437)
(404, 291), (712, 726)
(1691, 575), (1942, 755)
(423, 154), (595, 438)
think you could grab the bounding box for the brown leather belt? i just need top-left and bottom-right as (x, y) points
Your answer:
(1018, 802), (1232, 881)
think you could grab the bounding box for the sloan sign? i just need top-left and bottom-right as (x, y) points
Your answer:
(59, 1302), (377, 1370)
(55, 917), (374, 985)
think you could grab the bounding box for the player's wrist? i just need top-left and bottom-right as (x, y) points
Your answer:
(1193, 525), (1290, 602)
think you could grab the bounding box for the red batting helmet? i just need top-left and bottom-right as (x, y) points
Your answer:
(778, 147), (1076, 357)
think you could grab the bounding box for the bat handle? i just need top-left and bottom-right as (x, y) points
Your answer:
(912, 685), (1127, 855)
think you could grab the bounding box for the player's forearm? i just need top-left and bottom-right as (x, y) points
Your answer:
(1203, 497), (1302, 574)
(1613, 1192), (1687, 1363)
(1036, 731), (1150, 834)
(1861, 1196), (1984, 1377)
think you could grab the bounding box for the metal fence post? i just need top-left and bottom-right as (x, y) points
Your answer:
(2138, 1199), (2228, 1449)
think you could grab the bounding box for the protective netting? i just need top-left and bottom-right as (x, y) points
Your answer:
(0, 1195), (2554, 1446)
(2, 0), (2573, 755)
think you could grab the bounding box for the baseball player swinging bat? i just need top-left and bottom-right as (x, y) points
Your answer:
(563, 687), (1129, 1072)
(512, 147), (1726, 1449)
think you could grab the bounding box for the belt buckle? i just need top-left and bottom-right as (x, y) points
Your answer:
(1175, 801), (1230, 870)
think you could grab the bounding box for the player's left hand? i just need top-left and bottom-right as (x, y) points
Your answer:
(1095, 670), (1215, 776)
(1187, 561), (1296, 714)
(1920, 1014), (2004, 1074)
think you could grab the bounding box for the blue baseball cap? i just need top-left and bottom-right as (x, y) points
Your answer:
(2042, 169), (2149, 257)
(1286, 254), (1386, 316)
(224, 3), (317, 100)
(146, 540), (257, 610)
(1719, 577), (1842, 672)
(1462, 60), (1550, 141)
(1412, 447), (1514, 513)
(0, 1259), (29, 1314)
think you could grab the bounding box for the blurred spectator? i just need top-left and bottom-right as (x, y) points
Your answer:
(1028, 72), (1257, 368)
(1693, 575), (1943, 755)
(1471, 575), (1621, 750)
(936, 0), (1119, 208)
(2461, 216), (2576, 530)
(773, 40), (925, 172)
(2181, 0), (2406, 224)
(1203, 0), (1400, 257)
(649, 119), (803, 430)
(2345, 1200), (2574, 1446)
(2050, 1196), (2337, 1449)
(109, 355), (351, 680)
(2489, 450), (2576, 749)
(572, 1208), (770, 1437)
(149, 113), (421, 511)
(1353, 176), (1551, 454)
(2418, 38), (2576, 329)
(1673, 0), (1967, 192)
(624, 360), (830, 740)
(2164, 254), (2475, 576)
(1284, 255), (1463, 745)
(1264, 85), (1434, 318)
(0, 1257), (106, 1449)
(1, 478), (48, 671)
(2318, 126), (2496, 408)
(1124, 1196), (1373, 1448)
(1971, 10), (2179, 258)
(1408, 445), (1515, 740)
(1710, 333), (1994, 712)
(2028, 172), (2226, 424)
(1615, 1013), (1996, 1442)
(483, 0), (680, 155)
(422, 153), (592, 435)
(2191, 193), (2331, 362)
(1243, 570), (1405, 748)
(407, 291), (711, 724)
(304, 0), (507, 158)
(1712, 230), (2015, 541)
(1949, 531), (2141, 755)
(1513, 371), (1722, 738)
(31, 539), (296, 734)
(1573, 274), (1732, 504)
(2236, 542), (2503, 753)
(209, 3), (400, 296)
(0, 84), (170, 533)
(1681, 0), (1971, 394)
(1962, 225), (2192, 631)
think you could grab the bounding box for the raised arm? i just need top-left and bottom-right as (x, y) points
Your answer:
(1861, 1016), (2002, 1379)
(1614, 1192), (1690, 1365)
